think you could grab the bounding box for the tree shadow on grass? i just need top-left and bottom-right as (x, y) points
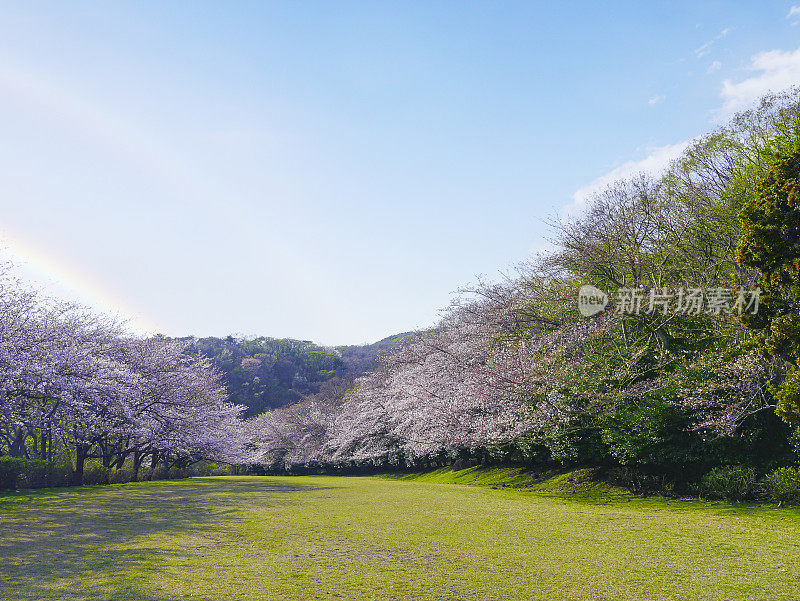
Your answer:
(0, 477), (319, 601)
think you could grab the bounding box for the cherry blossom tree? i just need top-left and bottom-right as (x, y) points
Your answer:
(0, 265), (245, 484)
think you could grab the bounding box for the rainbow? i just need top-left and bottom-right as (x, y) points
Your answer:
(0, 60), (208, 201)
(0, 59), (361, 339)
(0, 60), (196, 335)
(0, 231), (160, 335)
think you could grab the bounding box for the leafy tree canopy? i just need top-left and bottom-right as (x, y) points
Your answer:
(738, 122), (800, 421)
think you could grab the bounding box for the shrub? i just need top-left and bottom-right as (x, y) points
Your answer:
(701, 465), (759, 502)
(151, 467), (168, 481)
(600, 399), (703, 479)
(543, 416), (608, 465)
(137, 468), (153, 482)
(109, 469), (135, 484)
(25, 462), (73, 489)
(230, 464), (251, 476)
(0, 457), (26, 490)
(606, 466), (675, 496)
(16, 459), (49, 489)
(47, 464), (73, 488)
(83, 466), (110, 485)
(188, 462), (232, 476)
(762, 466), (800, 506)
(0, 459), (73, 490)
(167, 467), (188, 480)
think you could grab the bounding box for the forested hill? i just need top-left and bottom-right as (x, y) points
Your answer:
(183, 334), (410, 417)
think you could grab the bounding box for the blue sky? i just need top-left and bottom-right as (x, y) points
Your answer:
(1, 2), (799, 344)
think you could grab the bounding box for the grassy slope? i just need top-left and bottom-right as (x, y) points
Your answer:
(2, 475), (800, 601)
(393, 466), (630, 499)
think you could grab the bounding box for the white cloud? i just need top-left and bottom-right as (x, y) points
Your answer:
(694, 28), (730, 58)
(562, 141), (692, 217)
(648, 94), (665, 106)
(563, 38), (796, 222)
(788, 6), (800, 18)
(717, 46), (800, 119)
(695, 42), (711, 58)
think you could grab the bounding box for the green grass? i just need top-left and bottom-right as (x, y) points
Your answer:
(393, 466), (630, 499)
(2, 475), (800, 600)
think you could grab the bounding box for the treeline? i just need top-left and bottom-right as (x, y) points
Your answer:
(242, 90), (800, 497)
(185, 333), (409, 417)
(0, 272), (244, 487)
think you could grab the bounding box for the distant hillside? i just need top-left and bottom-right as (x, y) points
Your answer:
(336, 332), (413, 374)
(184, 333), (410, 418)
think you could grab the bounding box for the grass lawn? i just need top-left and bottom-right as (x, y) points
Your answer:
(1, 474), (800, 600)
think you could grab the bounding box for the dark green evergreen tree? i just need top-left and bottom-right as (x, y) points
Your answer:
(737, 124), (800, 421)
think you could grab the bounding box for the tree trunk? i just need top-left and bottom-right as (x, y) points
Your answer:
(149, 451), (160, 478)
(110, 449), (127, 470)
(9, 428), (27, 458)
(39, 426), (49, 460)
(72, 444), (89, 486)
(132, 449), (143, 479)
(99, 440), (112, 469)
